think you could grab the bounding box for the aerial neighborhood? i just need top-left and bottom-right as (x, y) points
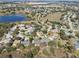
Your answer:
(0, 0), (79, 58)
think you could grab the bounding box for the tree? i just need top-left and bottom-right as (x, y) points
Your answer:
(32, 46), (40, 55)
(31, 12), (36, 17)
(60, 30), (68, 40)
(76, 32), (79, 39)
(29, 36), (34, 44)
(11, 11), (15, 15)
(43, 49), (49, 56)
(48, 41), (55, 47)
(26, 50), (34, 58)
(50, 47), (55, 56)
(5, 47), (16, 52)
(13, 28), (19, 37)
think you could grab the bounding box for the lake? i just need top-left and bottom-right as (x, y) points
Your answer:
(0, 15), (28, 22)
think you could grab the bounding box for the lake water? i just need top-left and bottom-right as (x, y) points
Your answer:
(0, 15), (28, 22)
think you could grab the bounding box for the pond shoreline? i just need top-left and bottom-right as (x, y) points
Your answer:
(0, 14), (31, 23)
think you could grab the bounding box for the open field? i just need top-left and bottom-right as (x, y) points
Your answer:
(41, 12), (64, 21)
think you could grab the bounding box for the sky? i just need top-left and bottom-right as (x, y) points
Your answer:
(0, 0), (79, 2)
